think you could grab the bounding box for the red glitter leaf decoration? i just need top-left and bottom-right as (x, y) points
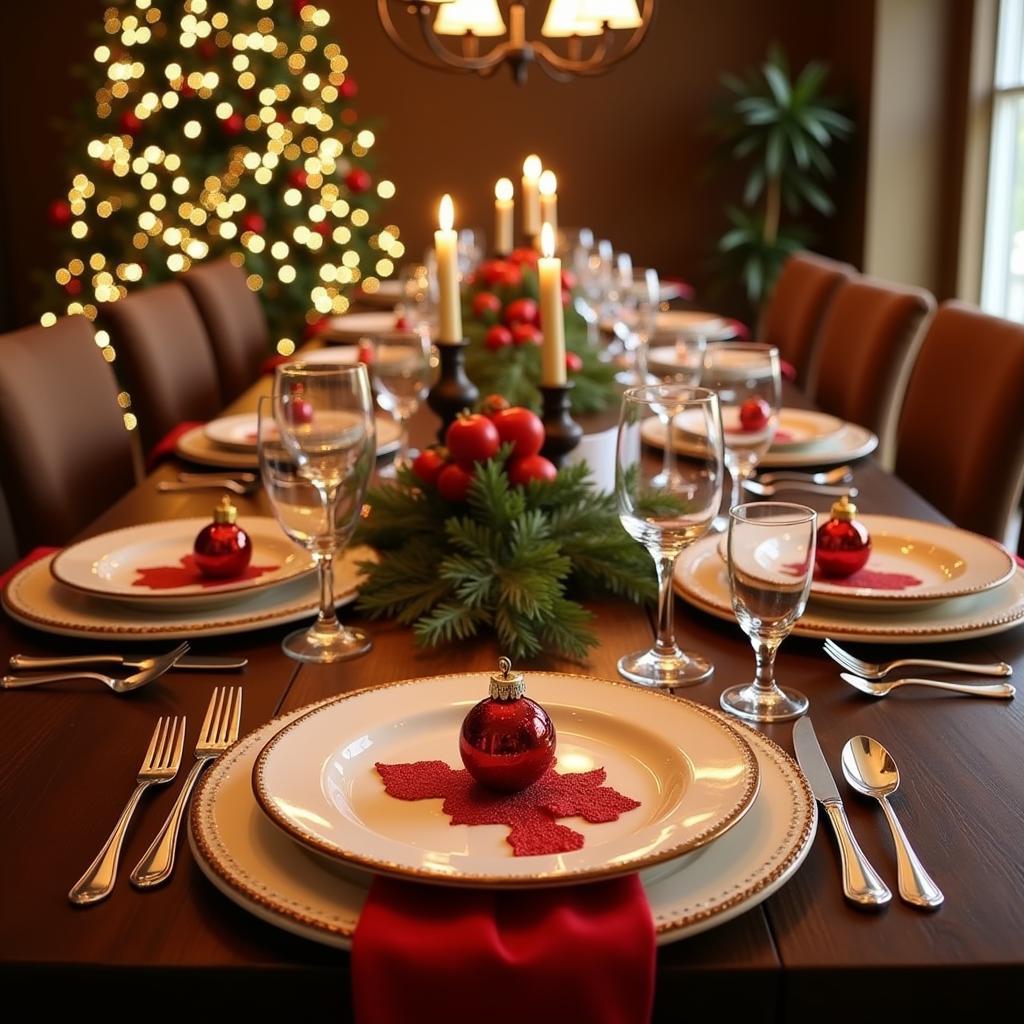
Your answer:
(132, 554), (280, 590)
(783, 561), (923, 590)
(376, 761), (641, 857)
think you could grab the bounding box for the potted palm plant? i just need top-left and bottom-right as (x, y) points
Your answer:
(714, 48), (853, 310)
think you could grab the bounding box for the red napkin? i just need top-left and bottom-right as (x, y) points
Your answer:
(352, 874), (655, 1024)
(725, 318), (750, 340)
(260, 353), (292, 376)
(779, 359), (798, 381)
(146, 420), (205, 471)
(0, 546), (60, 590)
(661, 276), (696, 302)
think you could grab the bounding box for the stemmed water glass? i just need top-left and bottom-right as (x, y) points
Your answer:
(647, 326), (706, 489)
(615, 385), (724, 687)
(703, 342), (781, 531)
(262, 362), (376, 663)
(362, 329), (432, 479)
(721, 502), (816, 722)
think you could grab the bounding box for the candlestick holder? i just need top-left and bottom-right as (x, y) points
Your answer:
(539, 383), (582, 468)
(427, 339), (479, 441)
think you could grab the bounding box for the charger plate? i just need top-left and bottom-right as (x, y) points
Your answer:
(252, 673), (759, 887)
(2, 548), (369, 640)
(675, 534), (1024, 644)
(50, 517), (314, 609)
(191, 680), (816, 947)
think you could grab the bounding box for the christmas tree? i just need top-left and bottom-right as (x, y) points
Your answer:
(42, 0), (401, 407)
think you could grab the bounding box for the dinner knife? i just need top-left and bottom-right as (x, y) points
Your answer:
(792, 717), (892, 907)
(8, 653), (247, 672)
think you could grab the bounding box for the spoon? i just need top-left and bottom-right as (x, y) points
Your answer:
(1, 642), (190, 694)
(840, 672), (1015, 699)
(840, 736), (944, 909)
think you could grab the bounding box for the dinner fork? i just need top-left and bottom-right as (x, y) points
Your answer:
(743, 479), (857, 498)
(130, 687), (242, 889)
(2, 641), (190, 693)
(157, 478), (257, 497)
(69, 716), (186, 906)
(823, 638), (1012, 679)
(756, 466), (853, 486)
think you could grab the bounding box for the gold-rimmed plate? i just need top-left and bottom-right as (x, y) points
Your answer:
(251, 673), (760, 888)
(191, 688), (814, 946)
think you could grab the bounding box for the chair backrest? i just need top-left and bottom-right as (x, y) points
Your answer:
(0, 316), (136, 551)
(182, 258), (270, 403)
(811, 277), (935, 465)
(102, 281), (222, 452)
(759, 251), (855, 385)
(896, 301), (1024, 542)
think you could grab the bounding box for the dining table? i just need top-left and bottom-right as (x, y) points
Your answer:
(1, 363), (1021, 1022)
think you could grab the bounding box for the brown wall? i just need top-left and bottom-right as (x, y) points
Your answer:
(0, 0), (876, 330)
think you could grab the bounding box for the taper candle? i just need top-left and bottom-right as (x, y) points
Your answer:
(495, 177), (514, 257)
(538, 222), (567, 387)
(539, 170), (558, 240)
(521, 155), (542, 239)
(434, 194), (462, 344)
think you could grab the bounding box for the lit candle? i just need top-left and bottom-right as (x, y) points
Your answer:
(539, 169), (558, 241)
(434, 194), (462, 344)
(538, 222), (566, 387)
(521, 154), (542, 240)
(495, 177), (514, 257)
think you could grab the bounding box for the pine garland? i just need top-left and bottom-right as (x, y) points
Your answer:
(354, 454), (656, 661)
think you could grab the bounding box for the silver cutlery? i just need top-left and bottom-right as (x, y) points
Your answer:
(792, 717), (892, 907)
(131, 687), (242, 889)
(69, 716), (186, 905)
(178, 471), (257, 484)
(9, 652), (247, 673)
(1, 641), (190, 694)
(823, 639), (1012, 679)
(841, 736), (944, 909)
(743, 478), (857, 498)
(756, 465), (853, 486)
(840, 672), (1015, 700)
(157, 478), (257, 496)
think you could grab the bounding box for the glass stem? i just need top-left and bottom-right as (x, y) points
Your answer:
(729, 462), (741, 515)
(396, 412), (410, 469)
(313, 548), (339, 634)
(662, 413), (677, 483)
(752, 639), (781, 694)
(653, 554), (680, 657)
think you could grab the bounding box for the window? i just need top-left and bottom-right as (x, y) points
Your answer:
(981, 0), (1024, 321)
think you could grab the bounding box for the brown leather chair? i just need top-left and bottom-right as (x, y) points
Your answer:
(102, 281), (223, 453)
(811, 277), (935, 465)
(758, 251), (855, 385)
(896, 301), (1024, 542)
(0, 316), (136, 551)
(182, 257), (271, 403)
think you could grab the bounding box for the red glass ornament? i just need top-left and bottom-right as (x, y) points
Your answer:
(816, 495), (871, 578)
(48, 199), (72, 226)
(460, 659), (556, 793)
(120, 111), (143, 136)
(345, 168), (372, 194)
(289, 168), (308, 189)
(241, 212), (266, 234)
(64, 278), (82, 296)
(340, 76), (358, 99)
(222, 112), (245, 136)
(193, 497), (253, 579)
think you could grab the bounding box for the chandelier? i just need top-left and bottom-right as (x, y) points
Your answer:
(377, 1), (656, 85)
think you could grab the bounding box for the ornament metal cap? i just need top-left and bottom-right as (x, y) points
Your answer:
(212, 495), (239, 525)
(829, 494), (858, 521)
(489, 656), (526, 701)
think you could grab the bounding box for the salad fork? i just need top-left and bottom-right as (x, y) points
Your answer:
(2, 642), (190, 693)
(840, 672), (1015, 699)
(131, 687), (243, 888)
(69, 716), (186, 905)
(823, 638), (1012, 679)
(756, 465), (853, 486)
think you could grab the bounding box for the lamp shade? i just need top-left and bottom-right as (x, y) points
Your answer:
(434, 0), (507, 36)
(578, 0), (643, 30)
(541, 0), (604, 37)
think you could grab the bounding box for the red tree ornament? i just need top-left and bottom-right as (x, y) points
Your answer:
(120, 110), (143, 135)
(241, 211), (266, 234)
(816, 495), (871, 578)
(340, 75), (358, 99)
(289, 167), (308, 189)
(49, 199), (72, 226)
(345, 168), (372, 194)
(193, 496), (253, 579)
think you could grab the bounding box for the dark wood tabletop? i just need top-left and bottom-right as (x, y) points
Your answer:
(1, 374), (1021, 1021)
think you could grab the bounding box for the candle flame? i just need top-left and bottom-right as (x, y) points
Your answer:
(523, 154), (542, 180)
(539, 170), (557, 196)
(439, 193), (454, 232)
(541, 222), (555, 259)
(495, 177), (514, 202)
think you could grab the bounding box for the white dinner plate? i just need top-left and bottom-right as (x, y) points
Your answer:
(191, 681), (815, 947)
(654, 310), (734, 341)
(49, 518), (314, 609)
(357, 280), (403, 308)
(770, 409), (845, 451)
(323, 311), (403, 340)
(2, 548), (370, 640)
(289, 346), (361, 366)
(252, 674), (760, 887)
(641, 415), (878, 469)
(176, 414), (402, 469)
(675, 534), (1024, 644)
(808, 515), (1016, 609)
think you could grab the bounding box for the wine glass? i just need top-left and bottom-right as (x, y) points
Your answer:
(362, 329), (432, 479)
(647, 326), (706, 489)
(398, 263), (432, 331)
(721, 502), (816, 722)
(615, 384), (724, 687)
(265, 363), (376, 663)
(703, 342), (781, 532)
